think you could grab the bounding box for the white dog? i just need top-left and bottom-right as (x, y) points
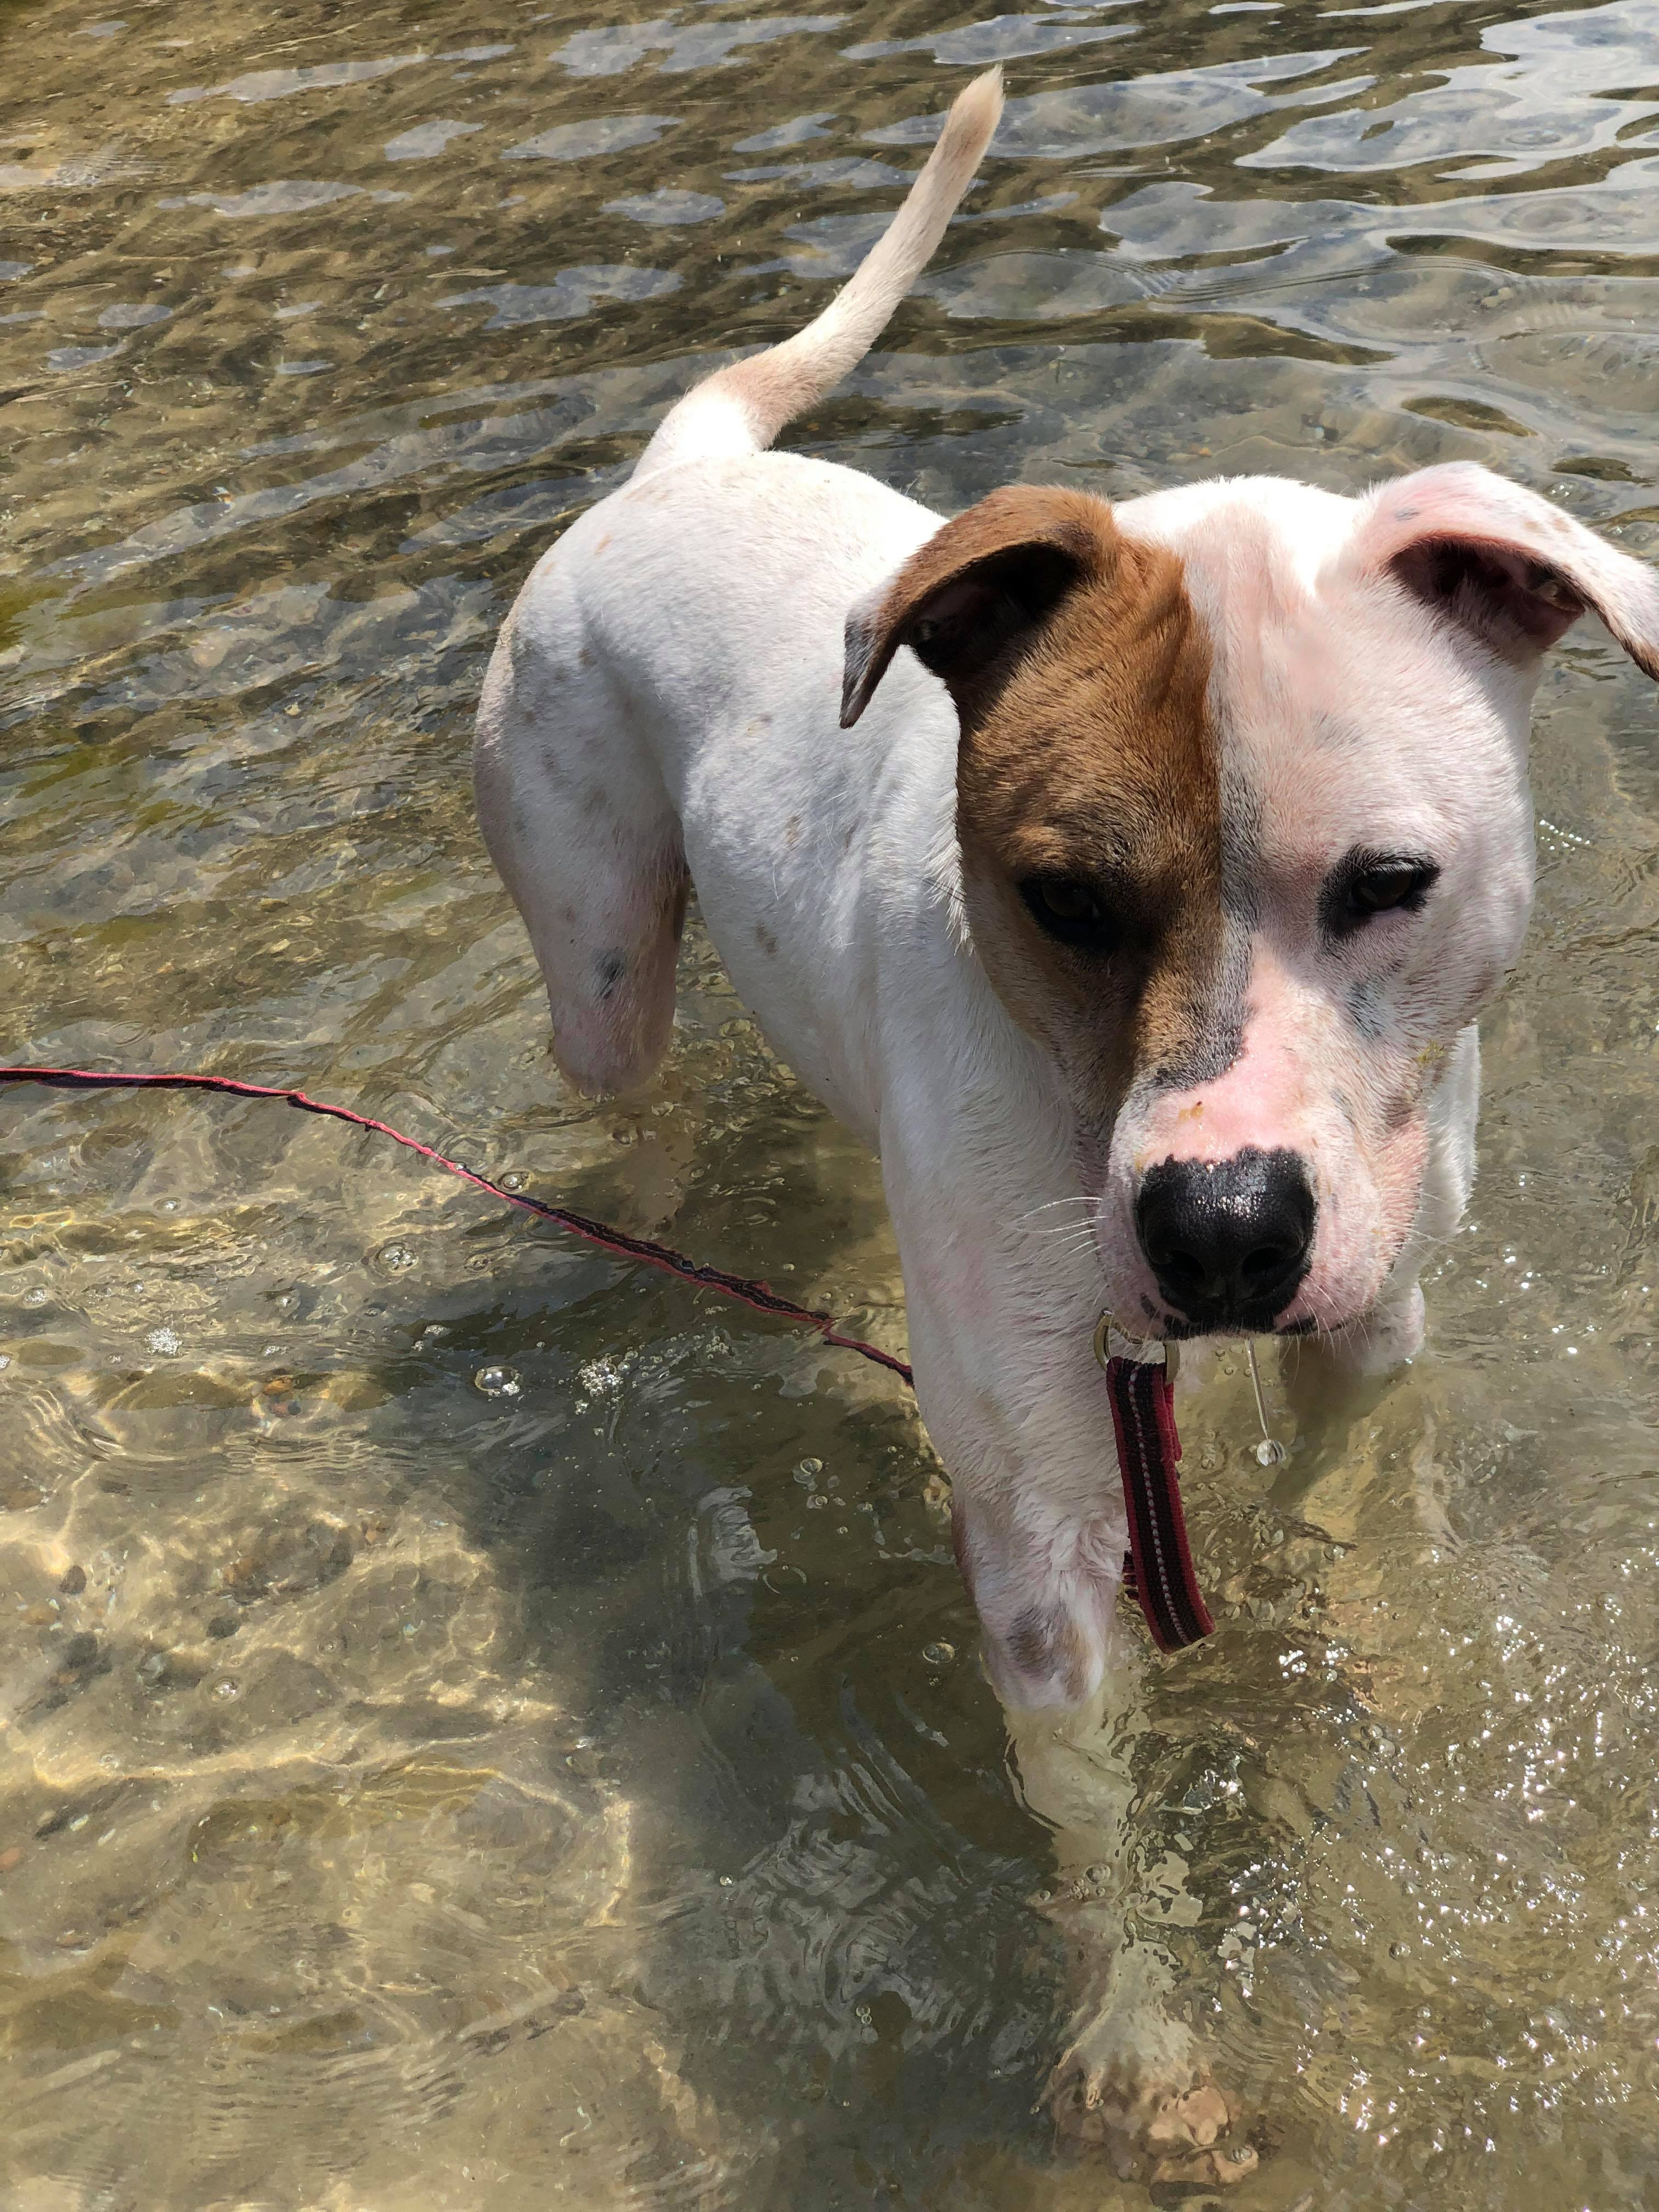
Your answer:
(475, 65), (1659, 2176)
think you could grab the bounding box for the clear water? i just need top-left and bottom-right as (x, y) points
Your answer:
(3, 0), (1657, 2203)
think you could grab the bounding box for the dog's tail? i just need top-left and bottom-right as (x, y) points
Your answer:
(635, 67), (1002, 479)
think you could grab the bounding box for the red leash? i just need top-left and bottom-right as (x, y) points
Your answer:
(0, 1061), (1212, 1650)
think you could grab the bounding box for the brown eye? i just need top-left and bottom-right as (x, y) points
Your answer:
(1352, 867), (1429, 914)
(1322, 850), (1440, 938)
(1019, 875), (1118, 951)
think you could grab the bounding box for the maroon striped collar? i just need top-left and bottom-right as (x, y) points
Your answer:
(1094, 1316), (1215, 1654)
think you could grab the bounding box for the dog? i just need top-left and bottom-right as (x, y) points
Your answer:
(474, 65), (1659, 2177)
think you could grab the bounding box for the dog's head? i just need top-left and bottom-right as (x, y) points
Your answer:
(843, 464), (1659, 1342)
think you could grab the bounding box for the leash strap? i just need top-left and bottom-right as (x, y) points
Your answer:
(0, 1064), (913, 1383)
(1103, 1351), (1214, 1653)
(3, 1064), (1217, 1650)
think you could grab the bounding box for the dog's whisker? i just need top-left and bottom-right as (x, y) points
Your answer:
(1011, 1197), (1098, 1232)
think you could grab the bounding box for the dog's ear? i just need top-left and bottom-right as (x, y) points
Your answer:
(1353, 460), (1659, 679)
(840, 486), (1117, 729)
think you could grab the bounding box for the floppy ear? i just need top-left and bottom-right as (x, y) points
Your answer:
(1354, 460), (1659, 679)
(840, 485), (1118, 729)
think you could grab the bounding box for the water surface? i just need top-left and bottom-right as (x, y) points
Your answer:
(3, 0), (1658, 2204)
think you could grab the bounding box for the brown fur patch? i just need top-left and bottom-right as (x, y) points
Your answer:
(848, 487), (1227, 1144)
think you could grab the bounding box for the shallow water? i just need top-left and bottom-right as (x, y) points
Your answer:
(2, 0), (1657, 2203)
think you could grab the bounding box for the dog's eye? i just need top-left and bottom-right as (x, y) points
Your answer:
(1019, 875), (1118, 951)
(1351, 863), (1437, 915)
(1323, 851), (1440, 937)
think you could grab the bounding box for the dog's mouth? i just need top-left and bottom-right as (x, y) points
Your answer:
(1148, 1307), (1321, 1343)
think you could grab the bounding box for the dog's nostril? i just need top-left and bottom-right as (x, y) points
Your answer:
(1241, 1239), (1297, 1289)
(1153, 1246), (1207, 1294)
(1134, 1150), (1316, 1325)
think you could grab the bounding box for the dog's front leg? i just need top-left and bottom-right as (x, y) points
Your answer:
(1008, 1700), (1257, 2186)
(894, 1239), (1256, 2182)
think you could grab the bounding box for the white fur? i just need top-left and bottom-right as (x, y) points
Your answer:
(473, 74), (1659, 1717)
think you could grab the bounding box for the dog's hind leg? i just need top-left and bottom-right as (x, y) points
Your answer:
(475, 594), (689, 1097)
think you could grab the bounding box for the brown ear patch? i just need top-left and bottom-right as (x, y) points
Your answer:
(941, 500), (1233, 1125)
(841, 487), (1121, 729)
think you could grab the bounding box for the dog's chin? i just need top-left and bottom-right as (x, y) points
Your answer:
(1092, 1289), (1336, 1344)
(1150, 1309), (1320, 1344)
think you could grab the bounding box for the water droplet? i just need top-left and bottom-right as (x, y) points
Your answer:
(804, 1494), (827, 1511)
(23, 1288), (47, 1307)
(1256, 1439), (1286, 1466)
(473, 1364), (521, 1398)
(160, 1199), (178, 1213)
(793, 1457), (823, 1486)
(211, 1678), (239, 1700)
(921, 1641), (955, 1667)
(499, 1171), (527, 1193)
(145, 1327), (182, 1356)
(377, 1242), (416, 1271)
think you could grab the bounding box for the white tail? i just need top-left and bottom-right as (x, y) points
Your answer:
(636, 67), (1003, 478)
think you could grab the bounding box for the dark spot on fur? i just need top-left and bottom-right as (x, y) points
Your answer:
(784, 815), (801, 848)
(1005, 1604), (1087, 1700)
(578, 646), (595, 669)
(595, 950), (627, 1000)
(1383, 1081), (1420, 1133)
(1006, 1606), (1058, 1678)
(582, 781), (610, 820)
(755, 924), (777, 959)
(1346, 977), (1384, 1042)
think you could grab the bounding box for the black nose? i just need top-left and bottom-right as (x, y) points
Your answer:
(1135, 1149), (1316, 1329)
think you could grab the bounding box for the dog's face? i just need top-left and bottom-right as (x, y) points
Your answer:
(844, 466), (1659, 1341)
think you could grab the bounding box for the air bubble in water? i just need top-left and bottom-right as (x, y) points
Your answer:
(379, 1243), (416, 1271)
(473, 1364), (521, 1398)
(922, 1641), (955, 1667)
(23, 1288), (47, 1307)
(499, 1171), (527, 1193)
(793, 1457), (823, 1487)
(145, 1327), (182, 1356)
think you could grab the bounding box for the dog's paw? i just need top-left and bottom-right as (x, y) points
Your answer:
(1049, 2053), (1257, 2186)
